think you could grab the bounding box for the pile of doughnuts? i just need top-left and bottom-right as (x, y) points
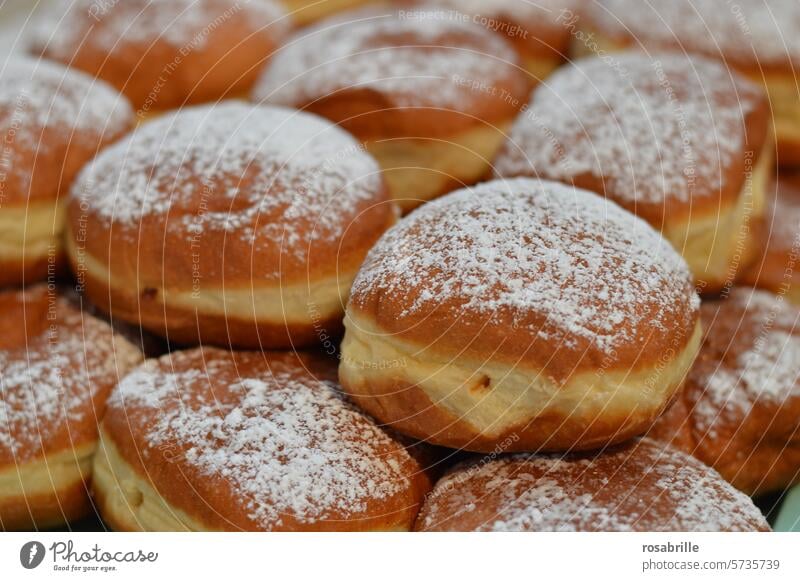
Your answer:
(3, 0), (800, 532)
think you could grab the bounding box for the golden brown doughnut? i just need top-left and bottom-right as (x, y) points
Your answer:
(740, 174), (800, 303)
(66, 101), (395, 349)
(494, 51), (772, 293)
(415, 438), (770, 531)
(0, 285), (142, 530)
(31, 0), (289, 113)
(0, 57), (133, 287)
(581, 0), (800, 166)
(403, 0), (585, 79)
(93, 348), (431, 531)
(339, 178), (702, 453)
(649, 288), (800, 495)
(252, 7), (530, 212)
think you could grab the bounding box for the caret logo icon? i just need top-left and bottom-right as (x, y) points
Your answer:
(19, 541), (46, 569)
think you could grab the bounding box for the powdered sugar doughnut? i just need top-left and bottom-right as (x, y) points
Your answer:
(67, 101), (395, 349)
(339, 178), (701, 453)
(93, 348), (431, 531)
(0, 285), (142, 530)
(583, 0), (800, 166)
(415, 439), (770, 531)
(409, 0), (585, 79)
(494, 51), (771, 292)
(649, 288), (800, 495)
(0, 57), (133, 287)
(253, 7), (530, 212)
(741, 174), (800, 302)
(31, 0), (289, 112)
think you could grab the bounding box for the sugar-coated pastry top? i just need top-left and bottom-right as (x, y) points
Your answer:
(32, 0), (286, 54)
(0, 286), (142, 465)
(689, 289), (800, 439)
(349, 178), (699, 381)
(104, 348), (428, 531)
(253, 7), (529, 137)
(70, 101), (391, 285)
(494, 52), (768, 226)
(589, 0), (800, 71)
(415, 438), (770, 531)
(0, 57), (133, 205)
(31, 0), (289, 109)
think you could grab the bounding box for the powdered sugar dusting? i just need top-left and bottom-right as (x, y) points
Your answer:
(108, 349), (414, 529)
(254, 7), (520, 109)
(31, 0), (287, 56)
(351, 178), (698, 356)
(419, 439), (767, 531)
(427, 0), (584, 22)
(494, 52), (759, 207)
(0, 56), (132, 177)
(0, 288), (142, 461)
(693, 289), (800, 436)
(591, 0), (800, 68)
(72, 102), (383, 255)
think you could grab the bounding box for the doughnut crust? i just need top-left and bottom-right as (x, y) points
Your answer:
(582, 0), (800, 166)
(649, 289), (800, 495)
(253, 7), (530, 212)
(494, 51), (771, 293)
(31, 0), (289, 112)
(94, 348), (431, 531)
(741, 174), (800, 303)
(410, 0), (584, 79)
(340, 178), (701, 453)
(67, 102), (395, 349)
(415, 439), (770, 532)
(0, 57), (133, 286)
(0, 286), (142, 530)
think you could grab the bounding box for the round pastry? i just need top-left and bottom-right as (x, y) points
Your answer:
(404, 0), (585, 79)
(67, 101), (395, 349)
(281, 0), (378, 25)
(0, 285), (142, 530)
(493, 51), (771, 293)
(31, 0), (289, 113)
(339, 178), (702, 453)
(648, 288), (800, 496)
(582, 0), (800, 166)
(415, 438), (770, 531)
(93, 348), (431, 531)
(252, 7), (530, 212)
(0, 57), (133, 287)
(740, 174), (800, 303)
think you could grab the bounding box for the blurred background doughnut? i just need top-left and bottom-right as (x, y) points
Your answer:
(582, 0), (800, 167)
(493, 51), (772, 293)
(400, 0), (585, 80)
(415, 439), (771, 532)
(93, 348), (431, 531)
(29, 0), (290, 113)
(649, 289), (800, 496)
(253, 7), (530, 212)
(741, 173), (800, 302)
(0, 285), (142, 530)
(0, 57), (133, 287)
(67, 101), (395, 349)
(340, 178), (701, 453)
